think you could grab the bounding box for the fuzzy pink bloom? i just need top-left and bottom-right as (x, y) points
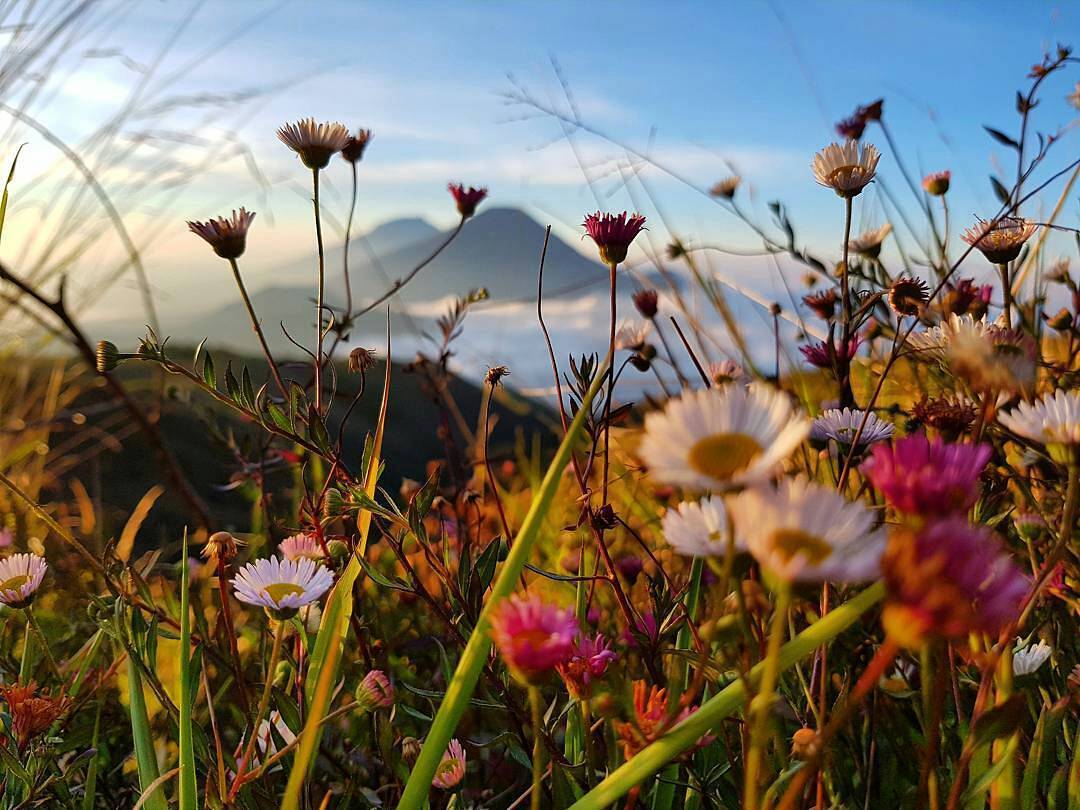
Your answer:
(432, 738), (466, 789)
(279, 533), (324, 562)
(187, 208), (255, 260)
(448, 183), (487, 218)
(355, 670), (394, 711)
(883, 518), (1027, 647)
(489, 594), (577, 683)
(862, 435), (992, 518)
(557, 634), (618, 699)
(922, 170), (951, 196)
(799, 335), (861, 369)
(583, 211), (647, 265)
(835, 114), (867, 141)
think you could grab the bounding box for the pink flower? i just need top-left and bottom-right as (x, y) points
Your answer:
(557, 634), (618, 699)
(583, 211), (647, 265)
(279, 533), (324, 562)
(862, 435), (992, 518)
(432, 738), (466, 789)
(355, 670), (394, 711)
(799, 335), (861, 369)
(489, 595), (577, 683)
(448, 183), (487, 218)
(883, 518), (1027, 648)
(622, 612), (659, 648)
(922, 170), (951, 196)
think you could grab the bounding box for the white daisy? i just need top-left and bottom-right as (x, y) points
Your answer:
(231, 556), (334, 618)
(998, 389), (1080, 461)
(729, 477), (885, 584)
(639, 383), (810, 491)
(614, 320), (651, 352)
(1012, 638), (1051, 676)
(279, 533), (325, 562)
(960, 217), (1037, 265)
(812, 140), (880, 198)
(848, 223), (892, 259)
(0, 553), (47, 608)
(905, 314), (997, 360)
(276, 118), (351, 170)
(811, 408), (894, 447)
(661, 496), (744, 558)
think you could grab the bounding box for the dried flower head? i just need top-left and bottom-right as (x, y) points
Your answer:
(922, 170), (951, 196)
(888, 276), (929, 317)
(0, 553), (48, 608)
(448, 183), (488, 218)
(432, 739), (466, 789)
(0, 682), (70, 751)
(911, 396), (977, 442)
(188, 208), (256, 260)
(709, 175), (741, 199)
(812, 140), (881, 197)
(632, 288), (659, 318)
(583, 211), (647, 265)
(341, 128), (372, 163)
(803, 288), (839, 320)
(557, 634), (617, 699)
(849, 223), (892, 259)
(202, 531), (243, 564)
(489, 594), (577, 684)
(960, 217), (1037, 264)
(348, 346), (377, 373)
(277, 118), (351, 170)
(485, 365), (510, 387)
(355, 669), (395, 711)
(836, 114), (867, 141)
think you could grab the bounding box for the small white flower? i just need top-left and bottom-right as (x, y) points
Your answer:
(639, 383), (809, 491)
(661, 496), (744, 558)
(999, 389), (1080, 454)
(906, 314), (998, 360)
(1012, 638), (1051, 676)
(279, 533), (325, 562)
(614, 320), (651, 352)
(232, 556), (334, 617)
(960, 217), (1037, 264)
(811, 408), (894, 447)
(730, 477), (885, 584)
(848, 223), (892, 258)
(812, 140), (880, 197)
(0, 553), (47, 607)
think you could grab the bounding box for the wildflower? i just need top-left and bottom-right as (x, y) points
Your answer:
(943, 278), (993, 317)
(202, 531), (242, 564)
(632, 288), (659, 318)
(998, 389), (1080, 462)
(638, 383), (810, 491)
(615, 555), (643, 584)
(800, 335), (861, 369)
(836, 114), (867, 141)
(0, 682), (70, 751)
(848, 223), (892, 259)
(614, 321), (651, 352)
(348, 346), (377, 373)
(1013, 638), (1052, 676)
(484, 365), (511, 387)
(960, 217), (1038, 264)
(557, 634), (618, 699)
(859, 99), (884, 121)
(187, 208), (256, 260)
(432, 739), (466, 789)
(882, 518), (1026, 649)
(355, 670), (395, 711)
(812, 140), (880, 198)
(231, 556), (334, 620)
(947, 326), (1036, 395)
(0, 528), (11, 548)
(922, 170), (951, 196)
(622, 612), (660, 648)
(707, 360), (744, 385)
(1013, 512), (1047, 541)
(661, 495), (743, 558)
(448, 183), (487, 218)
(489, 594), (577, 684)
(803, 288), (839, 320)
(615, 681), (711, 760)
(1046, 258), (1072, 285)
(862, 435), (991, 518)
(810, 408), (894, 448)
(888, 277), (930, 317)
(401, 736), (422, 765)
(911, 396), (976, 441)
(583, 211), (647, 265)
(277, 118), (351, 170)
(905, 313), (997, 360)
(0, 553), (47, 608)
(730, 477), (885, 584)
(791, 728), (820, 760)
(95, 340), (120, 372)
(340, 128), (372, 163)
(279, 533), (325, 562)
(1067, 82), (1080, 110)
(709, 175), (741, 199)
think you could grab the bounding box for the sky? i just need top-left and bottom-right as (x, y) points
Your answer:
(1, 0), (1078, 385)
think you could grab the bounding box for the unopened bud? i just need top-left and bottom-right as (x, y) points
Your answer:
(96, 340), (121, 372)
(355, 670), (395, 712)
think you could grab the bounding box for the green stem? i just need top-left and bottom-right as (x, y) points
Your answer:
(744, 585), (791, 810)
(312, 166), (326, 413)
(581, 699), (595, 789)
(227, 257), (288, 398)
(569, 581), (885, 810)
(530, 686), (544, 810)
(25, 606), (60, 682)
(231, 620), (286, 798)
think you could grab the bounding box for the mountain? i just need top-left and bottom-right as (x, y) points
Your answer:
(358, 216), (439, 256)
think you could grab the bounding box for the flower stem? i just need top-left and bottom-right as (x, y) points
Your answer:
(580, 699), (595, 789)
(312, 167), (327, 413)
(744, 584), (791, 810)
(998, 263), (1013, 328)
(231, 619), (286, 799)
(529, 685), (545, 810)
(839, 196), (855, 408)
(601, 261), (618, 506)
(228, 257), (288, 399)
(24, 606), (61, 681)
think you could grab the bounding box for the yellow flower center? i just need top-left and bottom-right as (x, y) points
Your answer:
(0, 574), (28, 592)
(687, 433), (763, 481)
(768, 528), (833, 565)
(263, 582), (304, 603)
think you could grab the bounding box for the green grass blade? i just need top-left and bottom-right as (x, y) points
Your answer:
(127, 652), (167, 810)
(398, 363), (609, 809)
(568, 581), (887, 810)
(0, 143), (25, 249)
(178, 528), (198, 810)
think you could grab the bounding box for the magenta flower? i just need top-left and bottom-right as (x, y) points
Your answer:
(883, 518), (1027, 648)
(583, 211), (647, 265)
(862, 435), (992, 518)
(355, 670), (394, 711)
(800, 335), (861, 369)
(622, 611), (659, 649)
(448, 183), (487, 218)
(557, 634), (618, 699)
(836, 114), (867, 141)
(432, 738), (466, 789)
(489, 594), (577, 683)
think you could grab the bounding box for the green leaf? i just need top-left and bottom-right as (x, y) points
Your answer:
(972, 694), (1028, 746)
(224, 362), (241, 403)
(1022, 700), (1067, 809)
(0, 143), (25, 249)
(201, 351), (216, 389)
(177, 529), (197, 810)
(128, 651), (167, 810)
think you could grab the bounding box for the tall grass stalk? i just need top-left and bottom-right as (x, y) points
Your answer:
(177, 528), (197, 810)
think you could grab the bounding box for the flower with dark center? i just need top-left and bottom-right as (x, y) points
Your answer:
(709, 175), (741, 199)
(961, 216), (1038, 264)
(484, 365), (510, 387)
(911, 396), (977, 442)
(341, 128), (372, 163)
(888, 276), (930, 317)
(812, 140), (880, 197)
(447, 183), (487, 218)
(277, 118), (351, 170)
(188, 208), (256, 259)
(922, 170), (951, 196)
(803, 288), (839, 320)
(583, 211), (647, 265)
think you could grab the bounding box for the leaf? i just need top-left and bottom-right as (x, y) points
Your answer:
(116, 485), (165, 563)
(177, 529), (197, 810)
(0, 143), (25, 249)
(984, 125), (1020, 149)
(971, 694), (1028, 746)
(202, 351), (216, 389)
(128, 654), (167, 810)
(224, 362), (240, 403)
(241, 365), (255, 410)
(991, 176), (1011, 205)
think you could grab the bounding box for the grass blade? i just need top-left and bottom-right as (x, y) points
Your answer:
(178, 527), (198, 810)
(128, 652), (167, 810)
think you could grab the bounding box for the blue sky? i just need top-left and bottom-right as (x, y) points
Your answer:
(3, 0), (1079, 380)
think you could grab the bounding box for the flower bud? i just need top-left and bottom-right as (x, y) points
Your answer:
(355, 670), (395, 712)
(96, 340), (120, 372)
